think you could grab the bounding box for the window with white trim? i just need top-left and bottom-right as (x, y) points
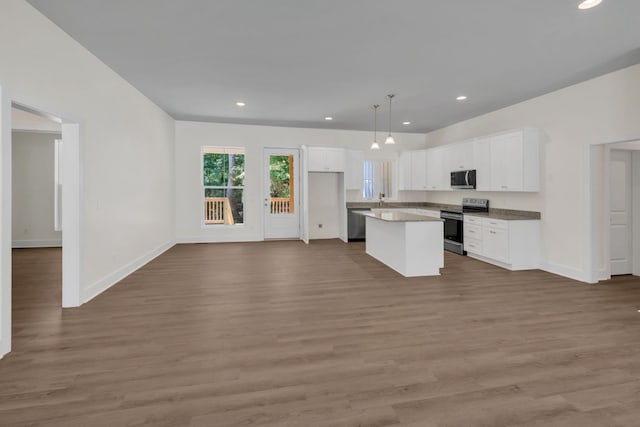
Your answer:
(202, 147), (245, 225)
(363, 160), (394, 200)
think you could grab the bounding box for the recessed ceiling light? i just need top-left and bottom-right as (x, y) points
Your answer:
(324, 116), (333, 121)
(402, 121), (411, 125)
(456, 95), (468, 101)
(235, 101), (246, 107)
(578, 0), (602, 10)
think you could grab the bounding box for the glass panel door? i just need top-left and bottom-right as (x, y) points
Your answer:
(269, 154), (294, 214)
(264, 148), (300, 239)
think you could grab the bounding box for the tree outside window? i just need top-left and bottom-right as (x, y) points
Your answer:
(203, 147), (245, 224)
(269, 155), (294, 214)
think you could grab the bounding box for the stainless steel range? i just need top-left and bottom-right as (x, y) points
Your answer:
(462, 197), (490, 215)
(441, 198), (489, 255)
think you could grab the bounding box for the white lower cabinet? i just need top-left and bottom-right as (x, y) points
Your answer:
(463, 222), (482, 241)
(464, 215), (540, 270)
(464, 238), (482, 255)
(482, 226), (509, 263)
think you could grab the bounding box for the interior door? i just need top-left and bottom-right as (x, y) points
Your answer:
(264, 148), (300, 240)
(610, 150), (632, 275)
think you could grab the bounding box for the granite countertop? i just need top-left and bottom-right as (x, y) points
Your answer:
(346, 202), (541, 221)
(354, 210), (443, 223)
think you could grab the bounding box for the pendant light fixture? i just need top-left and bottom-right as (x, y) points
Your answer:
(385, 94), (395, 145)
(371, 104), (380, 150)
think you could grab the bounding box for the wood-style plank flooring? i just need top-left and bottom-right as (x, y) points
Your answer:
(2, 241), (640, 426)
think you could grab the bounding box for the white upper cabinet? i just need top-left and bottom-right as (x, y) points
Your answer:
(410, 149), (428, 190)
(488, 129), (539, 192)
(425, 146), (447, 190)
(473, 138), (492, 191)
(398, 151), (413, 191)
(345, 149), (364, 190)
(396, 127), (540, 193)
(307, 147), (346, 172)
(398, 150), (427, 191)
(446, 141), (475, 172)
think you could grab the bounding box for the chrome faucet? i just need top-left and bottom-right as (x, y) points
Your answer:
(378, 192), (385, 207)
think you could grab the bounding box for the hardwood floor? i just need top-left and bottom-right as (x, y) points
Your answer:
(2, 241), (640, 426)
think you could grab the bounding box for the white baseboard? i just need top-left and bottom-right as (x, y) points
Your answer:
(176, 235), (261, 244)
(81, 240), (175, 304)
(0, 340), (8, 360)
(12, 240), (62, 248)
(599, 269), (610, 281)
(467, 253), (513, 270)
(539, 261), (591, 283)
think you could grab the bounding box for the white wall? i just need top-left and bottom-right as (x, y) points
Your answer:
(632, 151), (640, 277)
(11, 131), (61, 247)
(422, 64), (640, 282)
(308, 172), (341, 239)
(0, 0), (176, 357)
(175, 121), (426, 243)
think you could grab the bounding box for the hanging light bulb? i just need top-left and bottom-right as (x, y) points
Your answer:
(385, 94), (395, 144)
(371, 104), (380, 150)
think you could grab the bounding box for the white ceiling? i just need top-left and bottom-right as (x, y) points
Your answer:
(26, 0), (640, 133)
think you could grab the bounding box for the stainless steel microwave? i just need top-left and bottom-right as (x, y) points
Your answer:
(451, 170), (476, 189)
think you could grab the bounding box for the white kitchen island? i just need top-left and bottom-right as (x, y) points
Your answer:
(356, 211), (444, 277)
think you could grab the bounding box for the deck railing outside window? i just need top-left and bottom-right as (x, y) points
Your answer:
(205, 197), (292, 223)
(204, 197), (235, 224)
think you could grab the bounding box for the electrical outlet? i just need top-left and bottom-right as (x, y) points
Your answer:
(318, 224), (323, 228)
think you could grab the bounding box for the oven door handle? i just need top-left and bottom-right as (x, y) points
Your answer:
(441, 212), (463, 220)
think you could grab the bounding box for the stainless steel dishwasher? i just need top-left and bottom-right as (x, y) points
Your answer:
(347, 208), (371, 241)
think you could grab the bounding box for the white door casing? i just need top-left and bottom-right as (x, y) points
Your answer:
(0, 87), (11, 358)
(301, 147), (309, 244)
(610, 150), (632, 275)
(264, 148), (300, 240)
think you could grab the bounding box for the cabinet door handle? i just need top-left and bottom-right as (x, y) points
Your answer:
(489, 230), (496, 234)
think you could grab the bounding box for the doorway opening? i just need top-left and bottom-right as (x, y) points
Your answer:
(11, 106), (64, 351)
(1, 95), (81, 358)
(591, 140), (640, 281)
